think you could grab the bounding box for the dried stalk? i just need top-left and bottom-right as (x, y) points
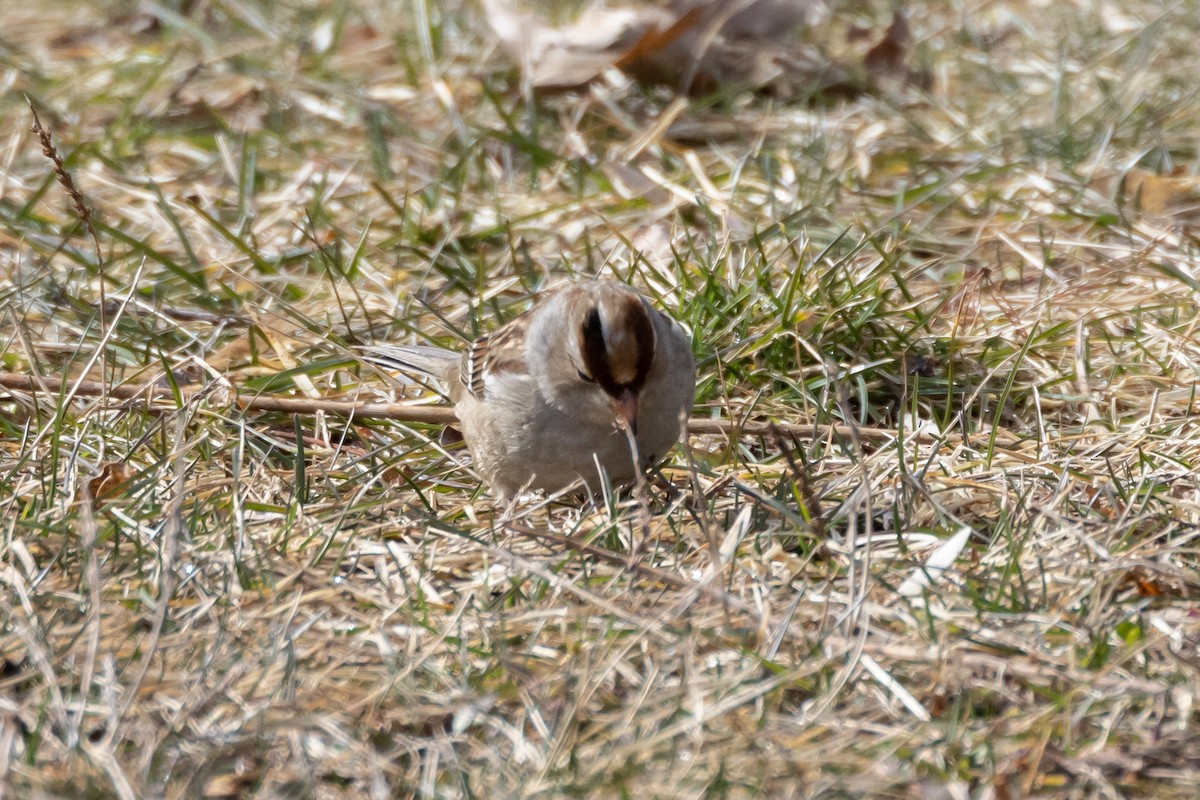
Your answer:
(0, 371), (919, 442)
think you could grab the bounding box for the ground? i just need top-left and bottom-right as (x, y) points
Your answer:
(1, 0), (1199, 798)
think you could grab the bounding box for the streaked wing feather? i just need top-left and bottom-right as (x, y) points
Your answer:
(463, 314), (530, 398)
(360, 343), (462, 402)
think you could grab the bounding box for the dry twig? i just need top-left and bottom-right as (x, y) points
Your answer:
(0, 371), (927, 442)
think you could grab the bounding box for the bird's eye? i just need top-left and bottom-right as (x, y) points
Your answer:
(576, 369), (595, 384)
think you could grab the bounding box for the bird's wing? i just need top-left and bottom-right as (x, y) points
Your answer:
(360, 344), (465, 401)
(461, 313), (531, 400)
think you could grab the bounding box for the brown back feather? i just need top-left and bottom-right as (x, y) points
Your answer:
(461, 312), (531, 399)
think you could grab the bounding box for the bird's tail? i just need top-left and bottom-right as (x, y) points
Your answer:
(360, 343), (460, 379)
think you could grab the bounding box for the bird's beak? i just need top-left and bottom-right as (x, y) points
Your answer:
(612, 389), (639, 436)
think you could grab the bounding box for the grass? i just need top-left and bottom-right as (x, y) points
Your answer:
(3, 0), (1200, 797)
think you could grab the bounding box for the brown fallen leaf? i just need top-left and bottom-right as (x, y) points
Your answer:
(481, 0), (683, 89)
(1118, 565), (1200, 600)
(480, 0), (824, 95)
(864, 11), (909, 75)
(171, 70), (269, 133)
(618, 3), (776, 94)
(85, 461), (132, 508)
(863, 12), (931, 93)
(669, 0), (823, 43)
(202, 769), (262, 799)
(480, 1), (930, 102)
(1120, 168), (1200, 217)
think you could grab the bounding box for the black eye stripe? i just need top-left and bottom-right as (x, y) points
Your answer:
(578, 297), (656, 397)
(580, 307), (611, 388)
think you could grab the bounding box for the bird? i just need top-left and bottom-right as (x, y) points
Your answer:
(364, 279), (696, 497)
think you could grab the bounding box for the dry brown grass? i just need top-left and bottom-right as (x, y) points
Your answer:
(2, 1), (1200, 798)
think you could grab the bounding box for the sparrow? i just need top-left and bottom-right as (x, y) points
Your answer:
(365, 280), (696, 497)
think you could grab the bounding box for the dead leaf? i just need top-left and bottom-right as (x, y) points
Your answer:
(601, 161), (674, 205)
(481, 0), (680, 89)
(668, 0), (823, 43)
(630, 223), (677, 272)
(863, 12), (931, 93)
(1118, 565), (1198, 600)
(481, 0), (824, 95)
(1120, 169), (1200, 217)
(202, 770), (261, 799)
(615, 6), (709, 74)
(479, 0), (939, 103)
(440, 426), (465, 447)
(173, 71), (268, 133)
(864, 11), (909, 75)
(85, 461), (132, 507)
(640, 0), (826, 93)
